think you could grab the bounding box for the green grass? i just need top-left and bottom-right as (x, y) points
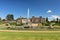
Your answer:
(0, 32), (60, 40)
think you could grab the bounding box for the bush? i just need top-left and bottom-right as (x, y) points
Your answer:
(38, 23), (43, 28)
(16, 23), (24, 26)
(45, 23), (49, 26)
(5, 24), (9, 26)
(10, 23), (17, 26)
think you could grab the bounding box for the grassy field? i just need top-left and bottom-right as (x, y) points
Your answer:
(0, 31), (60, 40)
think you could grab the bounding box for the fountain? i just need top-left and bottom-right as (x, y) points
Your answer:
(24, 8), (32, 29)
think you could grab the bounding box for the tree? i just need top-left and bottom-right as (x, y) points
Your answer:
(51, 19), (55, 23)
(2, 19), (6, 21)
(46, 17), (49, 23)
(56, 18), (59, 23)
(20, 16), (22, 18)
(0, 17), (1, 21)
(6, 14), (14, 21)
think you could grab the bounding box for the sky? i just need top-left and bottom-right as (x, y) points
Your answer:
(0, 0), (60, 20)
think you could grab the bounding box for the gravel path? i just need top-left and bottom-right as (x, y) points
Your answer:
(0, 30), (60, 32)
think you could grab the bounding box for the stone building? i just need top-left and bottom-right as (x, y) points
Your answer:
(16, 18), (22, 24)
(31, 16), (45, 23)
(30, 16), (45, 27)
(22, 18), (27, 24)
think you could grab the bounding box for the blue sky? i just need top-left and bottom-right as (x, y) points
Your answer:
(0, 0), (60, 20)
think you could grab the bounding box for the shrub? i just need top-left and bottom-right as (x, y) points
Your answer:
(10, 23), (17, 26)
(5, 24), (9, 26)
(16, 23), (24, 26)
(38, 23), (42, 28)
(45, 23), (49, 26)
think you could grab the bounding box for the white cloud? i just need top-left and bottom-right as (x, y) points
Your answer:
(48, 15), (60, 21)
(47, 10), (52, 13)
(49, 15), (60, 20)
(51, 15), (60, 19)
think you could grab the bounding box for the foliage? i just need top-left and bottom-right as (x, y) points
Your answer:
(42, 22), (45, 26)
(16, 23), (24, 26)
(10, 22), (17, 26)
(2, 19), (6, 21)
(45, 22), (50, 26)
(38, 23), (42, 27)
(56, 18), (59, 23)
(0, 17), (1, 20)
(54, 22), (60, 26)
(10, 22), (24, 26)
(5, 24), (9, 26)
(6, 14), (14, 20)
(46, 17), (49, 23)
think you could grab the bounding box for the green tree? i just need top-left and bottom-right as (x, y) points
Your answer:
(2, 19), (6, 21)
(0, 17), (2, 24)
(0, 17), (1, 21)
(51, 19), (55, 23)
(20, 16), (22, 18)
(56, 18), (59, 23)
(46, 17), (49, 23)
(38, 23), (42, 28)
(6, 14), (14, 21)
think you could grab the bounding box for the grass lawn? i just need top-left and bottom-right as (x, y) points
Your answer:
(0, 31), (60, 40)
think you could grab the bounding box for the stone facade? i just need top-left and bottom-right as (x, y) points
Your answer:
(31, 16), (45, 23)
(16, 16), (45, 24)
(16, 18), (22, 24)
(22, 18), (27, 24)
(2, 16), (45, 24)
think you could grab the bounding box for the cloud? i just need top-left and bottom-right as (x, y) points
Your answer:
(47, 10), (52, 13)
(51, 15), (60, 19)
(49, 15), (60, 19)
(48, 15), (60, 21)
